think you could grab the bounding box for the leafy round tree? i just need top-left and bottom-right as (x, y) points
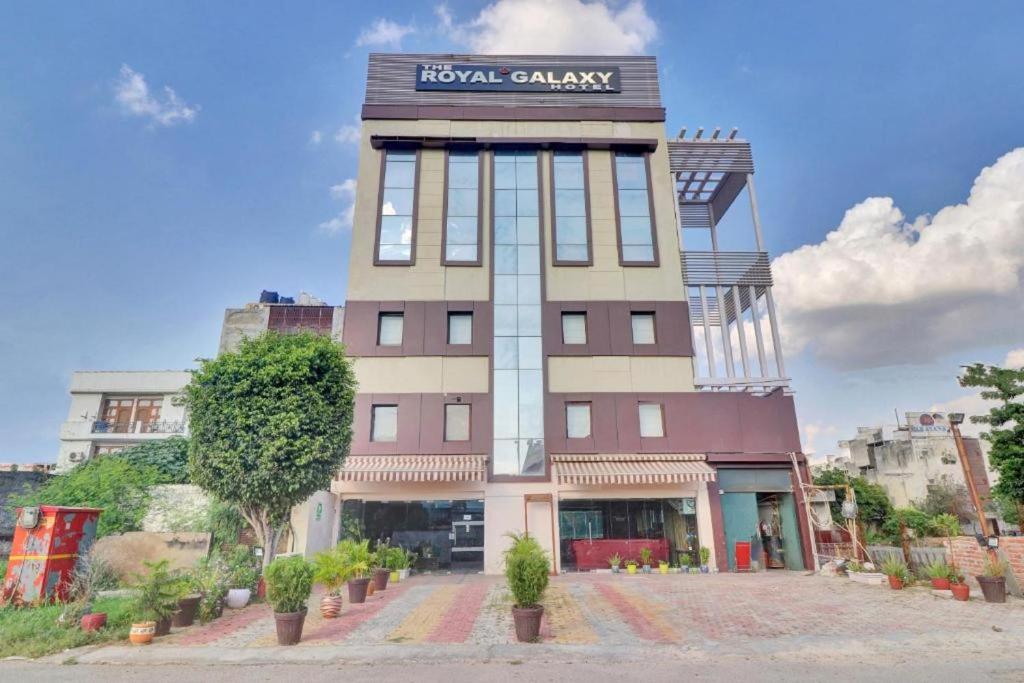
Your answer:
(183, 332), (356, 569)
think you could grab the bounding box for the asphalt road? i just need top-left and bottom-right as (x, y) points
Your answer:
(3, 659), (1024, 682)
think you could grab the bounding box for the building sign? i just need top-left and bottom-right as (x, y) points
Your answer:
(416, 64), (621, 93)
(907, 412), (951, 437)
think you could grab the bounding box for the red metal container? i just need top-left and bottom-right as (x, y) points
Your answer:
(2, 505), (102, 605)
(734, 541), (752, 572)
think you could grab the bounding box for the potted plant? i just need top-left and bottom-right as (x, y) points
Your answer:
(225, 546), (259, 609)
(61, 550), (109, 632)
(170, 570), (203, 628)
(924, 560), (953, 590)
(679, 552), (691, 573)
(608, 553), (622, 573)
(338, 539), (373, 604)
(371, 540), (392, 592)
(129, 560), (179, 644)
(976, 557), (1009, 603)
(950, 572), (971, 601)
(384, 546), (407, 584)
(265, 555), (315, 645)
(504, 533), (550, 643)
(639, 547), (653, 574)
(195, 554), (230, 623)
(881, 557), (909, 590)
(625, 558), (638, 575)
(699, 546), (711, 573)
(312, 546), (347, 618)
(658, 559), (670, 575)
(400, 550), (416, 580)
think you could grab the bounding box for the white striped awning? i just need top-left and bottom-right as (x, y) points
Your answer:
(552, 453), (715, 485)
(337, 455), (488, 483)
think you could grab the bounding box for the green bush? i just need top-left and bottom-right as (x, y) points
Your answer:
(265, 555), (314, 614)
(224, 545), (260, 590)
(924, 560), (953, 580)
(881, 557), (909, 582)
(130, 560), (180, 622)
(504, 533), (549, 608)
(194, 554), (230, 623)
(312, 546), (347, 595)
(335, 539), (373, 581)
(881, 508), (934, 542)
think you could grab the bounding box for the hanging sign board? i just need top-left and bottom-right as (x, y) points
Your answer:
(416, 64), (621, 92)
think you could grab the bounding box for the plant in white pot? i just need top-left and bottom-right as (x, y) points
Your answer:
(225, 545), (260, 609)
(265, 555), (315, 645)
(504, 532), (550, 643)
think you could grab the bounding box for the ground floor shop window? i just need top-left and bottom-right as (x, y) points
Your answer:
(340, 499), (484, 571)
(558, 498), (698, 570)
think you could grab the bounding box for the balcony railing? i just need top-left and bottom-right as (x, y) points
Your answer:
(91, 420), (186, 435)
(681, 251), (772, 287)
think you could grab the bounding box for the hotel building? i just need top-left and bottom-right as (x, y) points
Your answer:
(325, 54), (811, 573)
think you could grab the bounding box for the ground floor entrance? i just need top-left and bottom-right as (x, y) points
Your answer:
(340, 499), (485, 572)
(719, 468), (805, 571)
(558, 498), (700, 570)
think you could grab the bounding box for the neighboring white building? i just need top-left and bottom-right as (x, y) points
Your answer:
(57, 370), (191, 471)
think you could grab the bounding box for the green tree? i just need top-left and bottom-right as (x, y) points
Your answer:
(916, 476), (974, 524)
(183, 332), (356, 569)
(16, 457), (170, 537)
(959, 362), (1024, 518)
(813, 467), (893, 526)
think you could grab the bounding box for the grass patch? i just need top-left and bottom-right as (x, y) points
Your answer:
(0, 596), (133, 659)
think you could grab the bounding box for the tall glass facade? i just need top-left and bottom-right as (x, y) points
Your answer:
(492, 150), (545, 476)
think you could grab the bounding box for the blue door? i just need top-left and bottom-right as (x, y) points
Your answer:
(721, 492), (759, 571)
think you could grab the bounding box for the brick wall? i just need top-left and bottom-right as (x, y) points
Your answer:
(950, 536), (1024, 592)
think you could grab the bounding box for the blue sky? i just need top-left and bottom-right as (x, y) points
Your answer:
(1, 1), (1022, 463)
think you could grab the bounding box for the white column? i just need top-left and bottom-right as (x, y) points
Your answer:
(731, 286), (750, 380)
(749, 285), (768, 378)
(764, 287), (787, 377)
(746, 173), (766, 252)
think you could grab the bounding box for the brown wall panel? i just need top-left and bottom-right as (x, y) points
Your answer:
(545, 390), (801, 456)
(543, 300), (692, 357)
(351, 392), (491, 455)
(343, 300), (491, 357)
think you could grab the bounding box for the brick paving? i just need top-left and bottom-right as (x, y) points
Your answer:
(90, 570), (1024, 664)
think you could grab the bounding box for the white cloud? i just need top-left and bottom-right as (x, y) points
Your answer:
(931, 347), (1024, 437)
(773, 148), (1024, 370)
(333, 119), (361, 146)
(356, 18), (416, 49)
(1004, 347), (1024, 369)
(309, 130), (323, 145)
(114, 64), (198, 127)
(436, 0), (657, 55)
(319, 179), (357, 235)
(803, 422), (838, 459)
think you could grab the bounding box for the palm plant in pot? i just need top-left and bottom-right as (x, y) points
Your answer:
(977, 557), (1009, 603)
(265, 555), (315, 645)
(312, 546), (347, 618)
(608, 553), (622, 574)
(371, 539), (392, 591)
(699, 546), (711, 573)
(504, 532), (550, 643)
(337, 539), (373, 604)
(129, 560), (180, 644)
(924, 560), (953, 590)
(881, 557), (910, 590)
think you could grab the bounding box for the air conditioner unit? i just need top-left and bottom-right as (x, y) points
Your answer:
(68, 451), (86, 463)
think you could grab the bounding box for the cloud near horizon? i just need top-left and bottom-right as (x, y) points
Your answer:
(436, 0), (657, 55)
(772, 148), (1024, 371)
(114, 64), (198, 127)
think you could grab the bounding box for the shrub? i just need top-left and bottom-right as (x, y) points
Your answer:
(224, 545), (259, 590)
(335, 539), (373, 581)
(983, 557), (1009, 578)
(924, 560), (953, 580)
(130, 560), (180, 623)
(699, 546), (711, 566)
(607, 553), (622, 569)
(504, 533), (549, 608)
(264, 556), (314, 614)
(312, 547), (347, 595)
(639, 547), (652, 566)
(881, 557), (909, 582)
(194, 554), (230, 623)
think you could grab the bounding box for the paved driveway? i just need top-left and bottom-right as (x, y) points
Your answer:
(66, 571), (1024, 667)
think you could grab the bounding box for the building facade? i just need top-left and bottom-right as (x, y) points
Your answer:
(56, 371), (191, 471)
(316, 54), (812, 573)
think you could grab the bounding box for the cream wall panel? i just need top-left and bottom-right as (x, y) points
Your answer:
(352, 356), (488, 394)
(548, 356), (695, 393)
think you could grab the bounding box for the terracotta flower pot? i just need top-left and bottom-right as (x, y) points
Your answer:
(172, 595), (201, 627)
(976, 575), (1007, 603)
(950, 582), (970, 601)
(81, 612), (107, 632)
(153, 616), (172, 636)
(320, 593), (343, 618)
(930, 578), (951, 591)
(129, 621), (156, 645)
(887, 575), (904, 590)
(372, 568), (390, 591)
(512, 605), (544, 643)
(367, 580), (376, 597)
(273, 608), (307, 645)
(348, 577), (370, 604)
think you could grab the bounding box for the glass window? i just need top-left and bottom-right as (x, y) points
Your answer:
(561, 312), (587, 344)
(638, 403), (665, 438)
(377, 150), (417, 263)
(445, 404), (471, 441)
(492, 150), (545, 477)
(448, 312), (473, 345)
(614, 153), (655, 264)
(377, 312), (403, 346)
(371, 405), (398, 442)
(566, 403), (592, 439)
(444, 151), (480, 263)
(553, 151), (589, 263)
(631, 312), (656, 344)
